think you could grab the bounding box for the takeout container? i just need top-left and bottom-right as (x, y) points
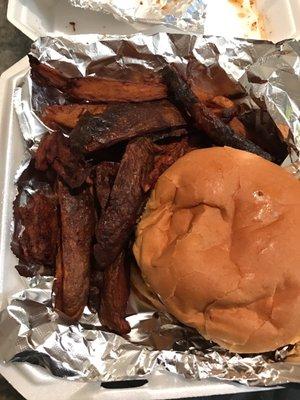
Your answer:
(2, 0), (300, 399)
(7, 0), (300, 41)
(7, 0), (138, 40)
(0, 54), (271, 400)
(205, 0), (300, 41)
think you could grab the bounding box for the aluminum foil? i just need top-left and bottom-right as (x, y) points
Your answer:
(69, 0), (207, 32)
(1, 276), (300, 385)
(1, 32), (300, 386)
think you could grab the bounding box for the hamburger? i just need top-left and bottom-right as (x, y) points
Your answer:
(133, 146), (300, 354)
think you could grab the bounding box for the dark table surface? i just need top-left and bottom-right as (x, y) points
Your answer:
(1, 0), (300, 399)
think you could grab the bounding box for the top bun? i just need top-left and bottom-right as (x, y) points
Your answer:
(133, 147), (300, 353)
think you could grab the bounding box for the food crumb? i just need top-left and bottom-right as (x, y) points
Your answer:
(69, 22), (76, 32)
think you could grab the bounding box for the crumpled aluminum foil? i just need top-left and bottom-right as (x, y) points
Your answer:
(1, 276), (300, 385)
(69, 0), (207, 32)
(1, 32), (300, 386)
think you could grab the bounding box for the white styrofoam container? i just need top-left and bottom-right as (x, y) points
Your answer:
(7, 0), (300, 42)
(205, 0), (300, 41)
(7, 0), (138, 40)
(1, 0), (298, 398)
(0, 55), (274, 400)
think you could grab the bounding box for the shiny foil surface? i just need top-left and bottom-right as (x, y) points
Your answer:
(69, 0), (207, 32)
(1, 33), (300, 386)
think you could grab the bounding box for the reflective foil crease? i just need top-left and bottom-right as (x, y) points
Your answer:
(1, 33), (300, 386)
(68, 0), (207, 32)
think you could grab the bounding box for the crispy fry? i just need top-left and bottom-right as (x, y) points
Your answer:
(229, 117), (248, 137)
(54, 180), (95, 321)
(239, 110), (288, 164)
(70, 100), (186, 153)
(94, 138), (155, 269)
(41, 104), (108, 129)
(165, 67), (273, 161)
(94, 162), (120, 212)
(30, 56), (67, 89)
(187, 60), (243, 102)
(35, 132), (90, 188)
(30, 58), (167, 102)
(193, 103), (273, 160)
(92, 161), (130, 332)
(99, 251), (130, 335)
(67, 77), (167, 102)
(143, 137), (192, 191)
(11, 183), (59, 266)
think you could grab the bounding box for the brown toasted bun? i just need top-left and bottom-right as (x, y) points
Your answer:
(133, 147), (300, 354)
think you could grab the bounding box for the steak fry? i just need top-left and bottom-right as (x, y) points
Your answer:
(195, 105), (273, 160)
(239, 110), (288, 164)
(30, 58), (167, 102)
(94, 162), (120, 212)
(93, 163), (130, 334)
(30, 56), (67, 89)
(99, 251), (130, 335)
(55, 180), (95, 321)
(35, 131), (89, 189)
(97, 138), (190, 334)
(143, 137), (192, 191)
(67, 77), (167, 102)
(11, 183), (59, 267)
(70, 100), (186, 153)
(94, 138), (155, 269)
(187, 60), (243, 101)
(41, 104), (108, 129)
(165, 67), (273, 161)
(88, 162), (119, 312)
